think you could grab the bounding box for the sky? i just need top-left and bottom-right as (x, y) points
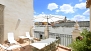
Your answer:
(34, 0), (90, 21)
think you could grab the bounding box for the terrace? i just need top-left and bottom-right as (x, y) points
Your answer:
(0, 33), (71, 51)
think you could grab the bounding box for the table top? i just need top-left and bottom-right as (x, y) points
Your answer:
(19, 36), (29, 39)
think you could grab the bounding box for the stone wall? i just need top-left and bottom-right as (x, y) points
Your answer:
(0, 4), (4, 44)
(0, 0), (34, 41)
(0, 25), (4, 44)
(0, 4), (4, 24)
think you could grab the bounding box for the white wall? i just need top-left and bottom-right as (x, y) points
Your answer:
(0, 0), (34, 40)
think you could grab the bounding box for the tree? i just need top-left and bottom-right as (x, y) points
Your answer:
(69, 29), (91, 51)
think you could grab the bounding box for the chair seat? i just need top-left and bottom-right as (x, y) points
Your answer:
(9, 40), (17, 44)
(7, 45), (21, 50)
(0, 44), (21, 50)
(28, 37), (34, 40)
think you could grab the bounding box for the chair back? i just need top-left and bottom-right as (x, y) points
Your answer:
(8, 32), (14, 42)
(26, 32), (33, 40)
(26, 32), (30, 38)
(8, 32), (17, 44)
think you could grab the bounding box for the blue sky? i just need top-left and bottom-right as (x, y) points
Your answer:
(34, 0), (90, 21)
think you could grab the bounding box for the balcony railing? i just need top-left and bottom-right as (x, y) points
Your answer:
(34, 31), (72, 46)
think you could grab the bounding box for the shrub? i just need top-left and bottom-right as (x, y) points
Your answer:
(69, 29), (91, 51)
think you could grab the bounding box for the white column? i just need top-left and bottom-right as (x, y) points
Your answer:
(44, 25), (48, 39)
(90, 5), (91, 31)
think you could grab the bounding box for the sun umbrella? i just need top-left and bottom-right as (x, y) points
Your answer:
(34, 15), (65, 39)
(34, 15), (64, 23)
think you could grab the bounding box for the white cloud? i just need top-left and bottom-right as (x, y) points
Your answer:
(56, 4), (74, 13)
(34, 12), (46, 18)
(74, 2), (86, 9)
(79, 0), (82, 2)
(83, 9), (90, 15)
(56, 10), (60, 12)
(47, 3), (58, 11)
(71, 15), (89, 21)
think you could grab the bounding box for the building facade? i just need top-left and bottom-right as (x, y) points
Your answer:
(0, 0), (33, 43)
(35, 21), (90, 35)
(86, 0), (91, 31)
(34, 21), (90, 46)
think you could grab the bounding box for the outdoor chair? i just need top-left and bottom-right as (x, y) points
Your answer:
(19, 32), (34, 44)
(8, 32), (25, 49)
(8, 32), (19, 45)
(26, 32), (34, 40)
(0, 44), (21, 51)
(19, 32), (34, 40)
(26, 32), (34, 43)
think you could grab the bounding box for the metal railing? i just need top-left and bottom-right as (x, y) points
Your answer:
(34, 31), (72, 46)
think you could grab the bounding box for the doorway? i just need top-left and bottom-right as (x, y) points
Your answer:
(40, 34), (42, 39)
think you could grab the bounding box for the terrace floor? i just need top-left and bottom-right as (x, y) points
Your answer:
(0, 38), (71, 51)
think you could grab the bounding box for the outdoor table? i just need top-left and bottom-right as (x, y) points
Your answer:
(19, 36), (30, 44)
